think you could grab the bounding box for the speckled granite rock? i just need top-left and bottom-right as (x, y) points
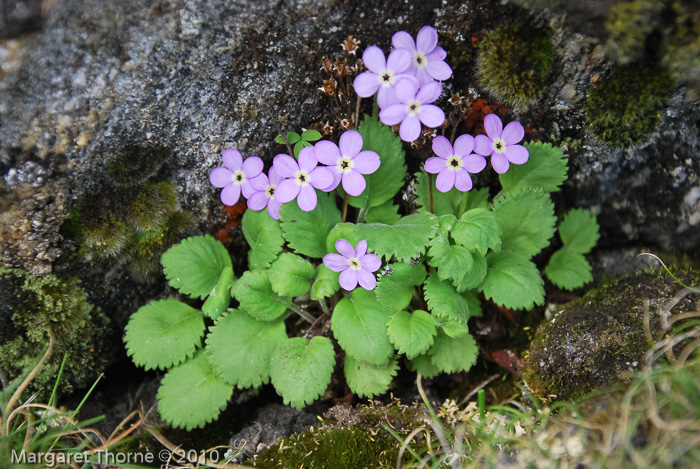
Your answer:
(0, 0), (698, 279)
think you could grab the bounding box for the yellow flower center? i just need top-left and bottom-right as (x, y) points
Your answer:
(348, 258), (361, 270)
(493, 138), (506, 153)
(380, 70), (394, 86)
(295, 170), (310, 186)
(408, 101), (421, 115)
(233, 170), (246, 184)
(414, 52), (426, 68)
(338, 157), (353, 173)
(448, 156), (462, 171)
(266, 185), (275, 199)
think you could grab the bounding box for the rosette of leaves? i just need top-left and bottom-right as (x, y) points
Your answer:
(124, 117), (599, 430)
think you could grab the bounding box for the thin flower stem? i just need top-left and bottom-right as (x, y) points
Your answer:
(354, 94), (362, 128)
(342, 193), (349, 222)
(318, 297), (330, 315)
(428, 173), (435, 214)
(287, 301), (315, 324)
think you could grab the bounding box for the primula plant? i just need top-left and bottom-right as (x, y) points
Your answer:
(125, 25), (600, 430)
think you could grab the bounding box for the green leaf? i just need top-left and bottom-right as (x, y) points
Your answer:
(409, 354), (441, 379)
(499, 141), (568, 193)
(347, 114), (406, 209)
(344, 355), (399, 398)
(479, 250), (545, 310)
(438, 320), (469, 338)
(242, 209), (284, 270)
(423, 273), (479, 324)
(364, 200), (402, 225)
(545, 248), (593, 290)
(414, 170), (489, 217)
(310, 264), (340, 301)
(353, 213), (438, 262)
(375, 262), (426, 312)
(492, 190), (556, 258)
(280, 192), (341, 258)
(326, 223), (363, 253)
(429, 330), (478, 374)
(301, 129), (322, 142)
(206, 310), (287, 388)
(457, 250), (488, 291)
(558, 208), (600, 254)
(331, 289), (394, 366)
(202, 266), (234, 319)
(157, 351), (233, 430)
(161, 235), (232, 299)
(451, 208), (502, 256)
(125, 299), (205, 371)
(386, 310), (437, 359)
(233, 270), (290, 321)
(270, 337), (335, 408)
(427, 215), (475, 290)
(293, 141), (305, 158)
(269, 253), (315, 297)
(275, 132), (301, 145)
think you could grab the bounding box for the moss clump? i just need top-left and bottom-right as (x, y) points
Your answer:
(523, 267), (700, 401)
(477, 23), (555, 107)
(0, 268), (111, 399)
(605, 0), (668, 64)
(252, 426), (399, 468)
(585, 63), (673, 148)
(62, 146), (196, 282)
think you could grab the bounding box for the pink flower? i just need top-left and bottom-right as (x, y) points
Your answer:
(273, 147), (334, 211)
(314, 130), (380, 196)
(392, 26), (452, 84)
(323, 239), (381, 291)
(247, 167), (284, 219)
(379, 79), (445, 142)
(209, 148), (264, 205)
(474, 114), (529, 174)
(353, 46), (419, 109)
(425, 135), (486, 192)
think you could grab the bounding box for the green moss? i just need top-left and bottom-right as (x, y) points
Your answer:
(106, 145), (169, 186)
(585, 63), (673, 148)
(0, 268), (111, 399)
(477, 23), (555, 107)
(605, 0), (667, 64)
(523, 266), (700, 401)
(663, 8), (700, 81)
(252, 427), (399, 468)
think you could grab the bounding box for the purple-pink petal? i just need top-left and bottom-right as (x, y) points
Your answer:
(415, 68), (432, 85)
(394, 77), (418, 103)
(241, 179), (258, 199)
(246, 191), (268, 211)
(392, 31), (416, 52)
(463, 154), (487, 173)
(484, 114), (503, 140)
(298, 146), (318, 173)
(275, 178), (300, 203)
(416, 81), (442, 104)
(220, 183), (242, 206)
(501, 121), (525, 145)
(273, 154), (299, 178)
(297, 185), (317, 211)
(342, 170), (366, 197)
(209, 167), (233, 188)
(335, 238), (356, 259)
(474, 135), (494, 156)
(324, 253), (349, 272)
(377, 86), (399, 109)
(426, 60), (452, 81)
(268, 166), (284, 186)
(339, 269), (358, 291)
(504, 144), (529, 165)
(353, 72), (381, 98)
(339, 130), (363, 158)
(362, 45), (386, 73)
(427, 46), (446, 61)
(310, 166), (334, 190)
(357, 269), (376, 290)
(453, 134), (475, 157)
(241, 156), (263, 177)
(416, 26), (438, 54)
(399, 115), (422, 142)
(353, 151), (380, 174)
(432, 135), (453, 159)
(222, 148), (242, 171)
(418, 104), (445, 128)
(249, 172), (269, 191)
(435, 169), (456, 193)
(386, 48), (411, 74)
(379, 104), (407, 126)
(355, 240), (368, 258)
(454, 169), (473, 192)
(360, 253), (381, 272)
(424, 156), (445, 174)
(491, 153), (510, 174)
(267, 199), (282, 220)
(315, 140), (341, 165)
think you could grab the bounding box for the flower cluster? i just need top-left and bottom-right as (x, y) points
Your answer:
(210, 130), (380, 219)
(323, 238), (381, 291)
(354, 26), (451, 142)
(424, 113), (529, 191)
